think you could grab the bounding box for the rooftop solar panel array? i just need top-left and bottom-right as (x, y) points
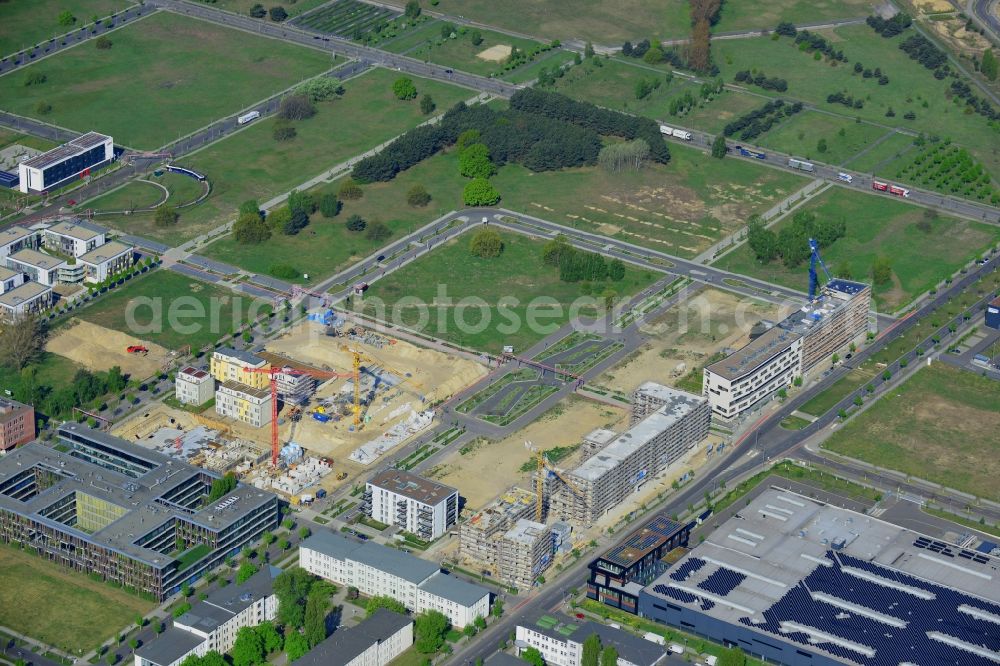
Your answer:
(669, 557), (706, 582)
(697, 568), (746, 596)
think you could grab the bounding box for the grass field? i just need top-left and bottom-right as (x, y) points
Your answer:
(823, 363), (1000, 501)
(384, 22), (543, 77)
(713, 25), (1000, 182)
(85, 172), (205, 214)
(0, 351), (83, 396)
(0, 0), (133, 58)
(504, 50), (578, 84)
(91, 69), (470, 243)
(209, 0), (329, 19)
(0, 12), (332, 149)
(843, 131), (915, 171)
(361, 231), (659, 352)
(0, 545), (154, 653)
(77, 270), (258, 350)
(799, 363), (877, 416)
(713, 0), (872, 34)
(713, 189), (1000, 310)
(755, 113), (892, 166)
(295, 0), (399, 38)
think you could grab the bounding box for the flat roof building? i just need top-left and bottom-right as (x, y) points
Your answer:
(6, 248), (65, 286)
(41, 220), (106, 257)
(0, 280), (53, 321)
(639, 487), (1000, 666)
(498, 518), (552, 590)
(210, 348), (270, 390)
(78, 240), (134, 283)
(0, 226), (37, 258)
(18, 132), (114, 194)
(216, 381), (272, 428)
(0, 397), (35, 452)
(460, 487), (536, 569)
(176, 367), (215, 407)
(364, 469), (458, 540)
(779, 279), (871, 372)
(0, 266), (25, 294)
(0, 424), (278, 599)
(515, 612), (668, 666)
(295, 609), (413, 666)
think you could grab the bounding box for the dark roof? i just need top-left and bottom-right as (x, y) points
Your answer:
(179, 366), (210, 380)
(215, 346), (267, 367)
(134, 627), (205, 666)
(368, 468), (457, 506)
(420, 571), (490, 606)
(296, 609), (412, 666)
(523, 614), (666, 666)
(301, 530), (438, 584)
(176, 566), (280, 631)
(597, 514), (687, 569)
(826, 278), (868, 296)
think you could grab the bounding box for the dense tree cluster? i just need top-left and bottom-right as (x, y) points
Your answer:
(598, 139), (649, 172)
(669, 90), (696, 116)
(294, 78), (344, 101)
(234, 210), (271, 244)
(463, 178), (501, 206)
(949, 79), (1000, 121)
(774, 22), (797, 37)
(733, 70), (788, 92)
(351, 124), (447, 182)
(723, 99), (802, 140)
(794, 30), (847, 62)
(3, 363), (127, 423)
(866, 13), (912, 38)
(826, 91), (864, 109)
(899, 34), (947, 70)
(278, 94), (315, 121)
(620, 39), (695, 71)
(982, 49), (998, 82)
(747, 210), (846, 268)
(634, 76), (661, 100)
(542, 236), (626, 284)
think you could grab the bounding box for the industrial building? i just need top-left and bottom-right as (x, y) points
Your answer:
(295, 609), (413, 666)
(176, 367), (215, 407)
(639, 488), (1000, 666)
(0, 424), (278, 599)
(587, 514), (691, 614)
(986, 295), (1000, 330)
(134, 566), (279, 666)
(550, 385), (710, 525)
(497, 518), (552, 590)
(0, 397), (35, 452)
(515, 612), (668, 666)
(210, 348), (271, 390)
(460, 488), (536, 566)
(17, 132), (114, 194)
(363, 469), (458, 540)
(215, 381), (272, 428)
(300, 529), (490, 627)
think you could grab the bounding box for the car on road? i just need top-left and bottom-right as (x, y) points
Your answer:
(445, 68), (453, 74)
(837, 172), (853, 183)
(376, 254), (385, 262)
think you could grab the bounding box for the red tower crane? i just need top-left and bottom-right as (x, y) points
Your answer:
(247, 365), (352, 467)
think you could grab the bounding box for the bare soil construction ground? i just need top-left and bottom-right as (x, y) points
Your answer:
(47, 319), (170, 380)
(476, 44), (512, 62)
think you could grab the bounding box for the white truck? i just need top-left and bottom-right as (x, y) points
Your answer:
(659, 124), (674, 135)
(671, 128), (692, 141)
(237, 110), (261, 125)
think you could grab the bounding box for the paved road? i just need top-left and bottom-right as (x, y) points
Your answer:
(971, 0), (1000, 42)
(0, 111), (79, 144)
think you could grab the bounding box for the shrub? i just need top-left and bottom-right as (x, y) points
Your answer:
(319, 193), (340, 218)
(250, 4), (267, 18)
(273, 122), (296, 142)
(393, 77), (417, 100)
(154, 204), (178, 228)
(279, 94), (315, 121)
(338, 179), (363, 200)
(365, 221), (392, 242)
(269, 264), (299, 279)
(406, 184), (431, 207)
(36, 101), (52, 115)
(295, 78), (344, 101)
(420, 94), (436, 115)
(469, 228), (503, 257)
(345, 214), (366, 232)
(463, 178), (500, 206)
(95, 36), (112, 49)
(24, 71), (47, 86)
(269, 6), (288, 22)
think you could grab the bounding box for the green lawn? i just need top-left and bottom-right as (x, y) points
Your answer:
(0, 0), (134, 58)
(360, 231), (659, 352)
(76, 269), (259, 351)
(713, 188), (1000, 310)
(713, 25), (1000, 182)
(384, 22), (544, 77)
(0, 351), (82, 396)
(504, 50), (578, 84)
(0, 545), (154, 653)
(0, 127), (58, 152)
(0, 11), (332, 149)
(844, 131), (915, 172)
(713, 0), (872, 34)
(798, 364), (877, 416)
(756, 113), (892, 166)
(207, 0), (329, 18)
(823, 363), (1000, 501)
(91, 69), (470, 244)
(84, 171), (206, 215)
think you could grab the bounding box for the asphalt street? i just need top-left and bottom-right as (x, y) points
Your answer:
(971, 0), (1000, 42)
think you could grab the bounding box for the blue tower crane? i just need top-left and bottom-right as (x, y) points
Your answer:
(808, 237), (832, 301)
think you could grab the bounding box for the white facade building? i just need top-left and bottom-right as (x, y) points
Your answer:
(176, 367), (215, 406)
(18, 132), (114, 194)
(5, 248), (65, 286)
(42, 221), (106, 257)
(515, 613), (667, 666)
(364, 469), (458, 540)
(296, 610), (412, 666)
(215, 381), (272, 428)
(0, 267), (25, 294)
(78, 240), (134, 283)
(0, 281), (52, 321)
(300, 530), (489, 628)
(0, 226), (37, 259)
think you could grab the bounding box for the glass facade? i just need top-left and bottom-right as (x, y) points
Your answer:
(40, 144), (108, 190)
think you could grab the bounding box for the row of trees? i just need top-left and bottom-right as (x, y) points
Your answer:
(793, 30), (847, 63)
(747, 210), (847, 268)
(722, 99), (802, 140)
(826, 91), (865, 109)
(852, 62), (890, 85)
(542, 235), (627, 283)
(899, 34), (947, 71)
(733, 70), (788, 92)
(949, 79), (1000, 122)
(866, 13), (912, 38)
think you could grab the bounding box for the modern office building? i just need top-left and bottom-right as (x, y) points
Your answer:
(639, 488), (1000, 666)
(134, 566), (279, 666)
(6, 248), (65, 286)
(0, 424), (278, 599)
(176, 367), (216, 407)
(215, 381), (272, 428)
(363, 469), (458, 540)
(210, 348), (271, 390)
(295, 609), (413, 666)
(18, 132), (114, 194)
(784, 279), (871, 372)
(550, 386), (710, 525)
(300, 529), (490, 627)
(0, 281), (52, 321)
(986, 295), (1000, 330)
(702, 328), (803, 421)
(0, 397), (35, 452)
(78, 240), (134, 283)
(587, 514), (690, 614)
(0, 226), (37, 258)
(41, 220), (106, 257)
(515, 612), (668, 666)
(497, 518), (552, 590)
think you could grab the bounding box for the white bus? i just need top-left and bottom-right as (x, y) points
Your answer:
(237, 110), (261, 125)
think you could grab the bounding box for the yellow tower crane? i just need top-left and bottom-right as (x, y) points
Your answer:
(525, 440), (583, 523)
(339, 344), (368, 429)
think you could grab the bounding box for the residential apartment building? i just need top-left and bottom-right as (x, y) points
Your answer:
(497, 518), (551, 590)
(0, 267), (24, 294)
(0, 226), (37, 258)
(6, 248), (64, 286)
(210, 348), (271, 390)
(300, 530), (489, 627)
(41, 220), (106, 257)
(515, 613), (667, 666)
(702, 328), (803, 422)
(0, 281), (52, 321)
(0, 398), (35, 452)
(215, 381), (272, 428)
(78, 240), (134, 283)
(176, 367), (215, 407)
(134, 567), (279, 666)
(363, 469), (458, 540)
(296, 610), (412, 666)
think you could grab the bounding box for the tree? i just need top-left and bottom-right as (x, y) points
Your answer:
(0, 314), (45, 370)
(345, 214), (366, 232)
(455, 129), (481, 151)
(319, 193), (340, 218)
(240, 199), (261, 217)
(24, 72), (46, 87)
(414, 610), (449, 654)
(393, 77), (418, 100)
(250, 4), (267, 18)
(420, 94), (436, 115)
(284, 632), (309, 662)
(339, 179), (363, 200)
(279, 94), (315, 121)
(304, 588), (327, 647)
(983, 48), (998, 81)
(295, 78), (344, 101)
(274, 567), (315, 629)
(234, 211), (271, 244)
(154, 204), (178, 228)
(58, 10), (76, 26)
(689, 18), (711, 72)
(173, 602), (192, 619)
(256, 622), (283, 655)
(459, 144), (495, 179)
(236, 562), (258, 584)
(542, 235), (571, 266)
(492, 599), (504, 617)
(269, 6), (288, 22)
(470, 30), (483, 45)
(407, 184), (431, 207)
(872, 255), (893, 285)
(366, 595), (407, 616)
(817, 138), (828, 153)
(582, 634), (601, 666)
(463, 178), (500, 206)
(474, 616), (487, 631)
(207, 472), (238, 503)
(711, 134), (727, 158)
(599, 646), (617, 666)
(268, 206), (291, 232)
(36, 101), (52, 115)
(95, 36), (112, 49)
(365, 221), (392, 242)
(521, 647), (545, 666)
(404, 0), (421, 19)
(584, 41), (595, 58)
(469, 228), (503, 258)
(608, 258), (625, 281)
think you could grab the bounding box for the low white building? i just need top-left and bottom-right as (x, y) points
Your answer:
(215, 381), (272, 428)
(364, 469), (458, 541)
(42, 220), (106, 257)
(0, 266), (25, 294)
(133, 567), (278, 666)
(6, 248), (65, 286)
(300, 530), (490, 628)
(295, 609), (412, 666)
(702, 328), (803, 421)
(515, 613), (667, 666)
(0, 281), (53, 321)
(78, 240), (134, 283)
(18, 132), (114, 194)
(176, 366), (215, 406)
(0, 226), (37, 258)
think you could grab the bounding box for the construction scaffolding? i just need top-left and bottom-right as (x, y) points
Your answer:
(497, 518), (552, 589)
(460, 488), (535, 570)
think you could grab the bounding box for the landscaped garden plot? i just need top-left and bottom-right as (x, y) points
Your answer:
(383, 22), (547, 77)
(711, 24), (1000, 183)
(93, 69), (470, 243)
(360, 232), (659, 353)
(0, 12), (332, 149)
(0, 0), (133, 58)
(886, 140), (999, 204)
(755, 112), (892, 166)
(823, 363), (1000, 501)
(712, 188), (1000, 311)
(293, 0), (400, 39)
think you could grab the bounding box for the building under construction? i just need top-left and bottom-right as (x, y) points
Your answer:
(550, 384), (710, 525)
(497, 518), (552, 589)
(460, 488), (535, 569)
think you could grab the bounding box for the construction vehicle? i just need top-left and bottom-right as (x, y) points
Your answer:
(525, 440), (584, 522)
(312, 412), (331, 423)
(126, 345), (149, 355)
(336, 471), (348, 481)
